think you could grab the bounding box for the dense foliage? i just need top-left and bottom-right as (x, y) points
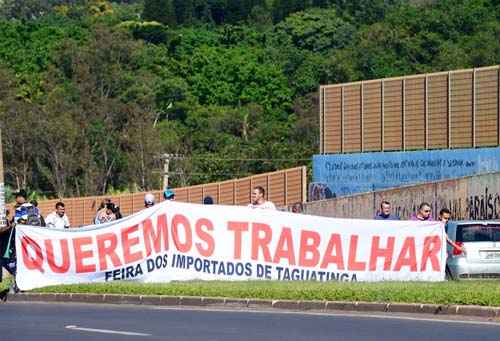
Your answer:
(0, 0), (499, 199)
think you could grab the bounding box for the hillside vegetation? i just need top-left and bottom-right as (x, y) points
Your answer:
(0, 0), (498, 199)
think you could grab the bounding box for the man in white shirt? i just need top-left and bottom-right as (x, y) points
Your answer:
(248, 186), (276, 210)
(45, 201), (70, 229)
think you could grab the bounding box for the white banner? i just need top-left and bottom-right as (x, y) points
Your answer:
(15, 201), (446, 290)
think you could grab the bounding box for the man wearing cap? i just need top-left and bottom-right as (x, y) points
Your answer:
(13, 189), (27, 212)
(163, 188), (175, 201)
(144, 193), (156, 208)
(12, 190), (44, 226)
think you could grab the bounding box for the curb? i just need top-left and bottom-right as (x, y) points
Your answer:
(6, 293), (500, 319)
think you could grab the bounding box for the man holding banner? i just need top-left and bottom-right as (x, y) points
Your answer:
(0, 128), (15, 288)
(248, 186), (276, 210)
(14, 200), (446, 291)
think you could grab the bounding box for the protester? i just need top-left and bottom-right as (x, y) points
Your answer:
(203, 196), (214, 205)
(0, 228), (18, 292)
(291, 202), (302, 213)
(411, 202), (433, 221)
(30, 200), (46, 226)
(1, 190), (30, 293)
(0, 211), (15, 284)
(45, 202), (70, 229)
(439, 208), (465, 254)
(95, 202), (117, 224)
(94, 198), (112, 224)
(11, 189), (27, 225)
(13, 189), (27, 209)
(248, 186), (276, 210)
(374, 201), (400, 220)
(163, 188), (175, 201)
(113, 204), (123, 219)
(438, 208), (451, 225)
(144, 193), (156, 208)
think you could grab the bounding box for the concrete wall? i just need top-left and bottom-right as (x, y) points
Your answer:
(300, 171), (500, 220)
(312, 147), (500, 197)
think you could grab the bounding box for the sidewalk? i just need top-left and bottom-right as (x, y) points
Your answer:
(6, 292), (500, 319)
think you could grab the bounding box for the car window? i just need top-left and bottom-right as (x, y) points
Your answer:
(493, 227), (500, 242)
(457, 224), (500, 242)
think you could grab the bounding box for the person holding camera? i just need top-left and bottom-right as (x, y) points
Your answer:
(113, 204), (123, 219)
(94, 202), (117, 224)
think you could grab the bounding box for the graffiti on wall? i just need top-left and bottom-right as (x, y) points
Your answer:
(466, 187), (500, 220)
(391, 199), (466, 221)
(308, 182), (335, 201)
(391, 189), (500, 221)
(313, 147), (500, 197)
(302, 172), (500, 221)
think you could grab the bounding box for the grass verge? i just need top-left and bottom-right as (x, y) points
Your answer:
(31, 280), (500, 307)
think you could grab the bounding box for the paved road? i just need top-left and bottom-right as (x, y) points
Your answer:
(0, 302), (499, 341)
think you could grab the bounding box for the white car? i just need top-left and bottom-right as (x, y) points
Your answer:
(445, 221), (500, 279)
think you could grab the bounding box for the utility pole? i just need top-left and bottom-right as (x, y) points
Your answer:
(163, 155), (170, 190)
(0, 128), (7, 228)
(160, 153), (183, 189)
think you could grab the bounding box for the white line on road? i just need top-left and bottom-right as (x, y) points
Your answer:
(153, 306), (500, 327)
(65, 325), (151, 336)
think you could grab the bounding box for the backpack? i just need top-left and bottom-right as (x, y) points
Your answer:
(26, 205), (42, 226)
(15, 203), (42, 226)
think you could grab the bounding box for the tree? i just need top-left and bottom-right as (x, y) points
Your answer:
(183, 45), (292, 113)
(35, 87), (80, 197)
(0, 0), (53, 20)
(273, 8), (355, 52)
(331, 0), (404, 24)
(226, 0), (245, 23)
(143, 0), (176, 26)
(0, 68), (39, 191)
(118, 21), (169, 44)
(272, 0), (295, 22)
(0, 0), (88, 20)
(173, 0), (194, 25)
(272, 0), (315, 22)
(44, 27), (163, 194)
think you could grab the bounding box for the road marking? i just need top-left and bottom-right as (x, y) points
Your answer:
(65, 325), (151, 336)
(153, 306), (500, 327)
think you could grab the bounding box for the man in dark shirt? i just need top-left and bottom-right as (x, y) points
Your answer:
(374, 201), (400, 220)
(411, 202), (433, 221)
(0, 209), (17, 294)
